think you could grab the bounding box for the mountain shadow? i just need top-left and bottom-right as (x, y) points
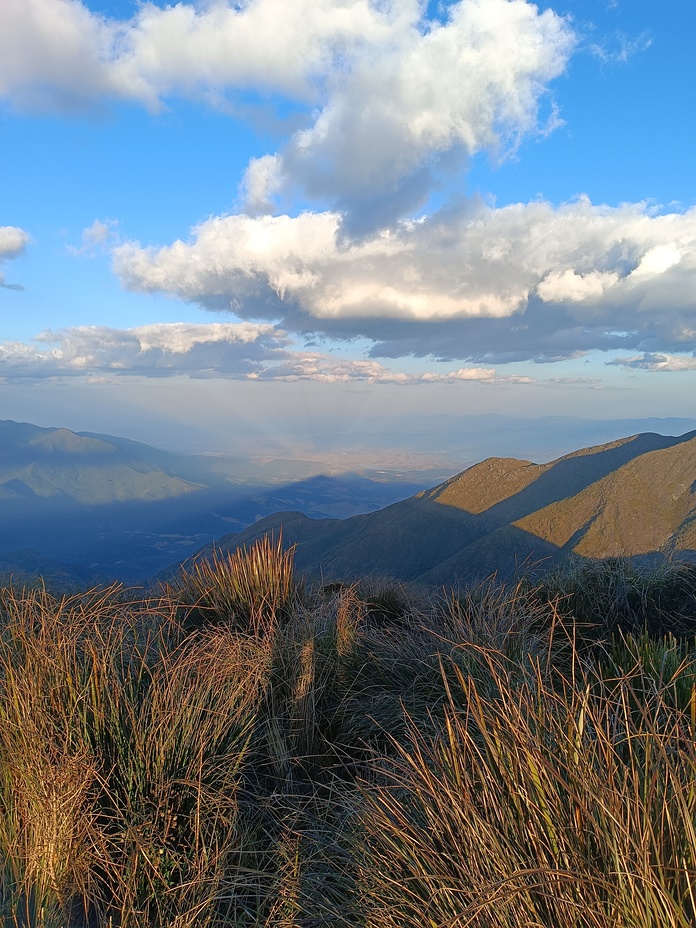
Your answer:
(0, 421), (427, 582)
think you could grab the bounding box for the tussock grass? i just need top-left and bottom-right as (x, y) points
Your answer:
(360, 655), (696, 927)
(0, 585), (264, 927)
(169, 534), (302, 635)
(1, 546), (695, 926)
(540, 556), (696, 639)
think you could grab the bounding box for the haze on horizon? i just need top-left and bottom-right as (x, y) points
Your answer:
(1, 0), (695, 458)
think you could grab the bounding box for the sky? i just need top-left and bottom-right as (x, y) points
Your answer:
(1, 0), (695, 456)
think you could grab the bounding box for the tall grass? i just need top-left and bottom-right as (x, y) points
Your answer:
(359, 649), (696, 927)
(1, 547), (695, 926)
(0, 584), (265, 927)
(170, 534), (302, 635)
(539, 556), (696, 638)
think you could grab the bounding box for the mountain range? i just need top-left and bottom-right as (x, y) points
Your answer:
(0, 420), (428, 584)
(2, 419), (695, 588)
(180, 430), (696, 586)
(0, 419), (203, 505)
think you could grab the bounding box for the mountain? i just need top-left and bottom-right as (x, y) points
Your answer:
(179, 430), (696, 585)
(0, 420), (428, 582)
(0, 420), (203, 504)
(0, 549), (103, 591)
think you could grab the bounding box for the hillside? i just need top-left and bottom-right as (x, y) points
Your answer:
(0, 420), (427, 581)
(181, 430), (696, 584)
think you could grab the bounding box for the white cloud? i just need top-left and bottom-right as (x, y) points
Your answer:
(252, 354), (537, 384)
(240, 155), (285, 215)
(0, 322), (290, 379)
(0, 225), (29, 258)
(0, 1), (575, 225)
(112, 198), (696, 362)
(0, 0), (421, 109)
(274, 0), (575, 227)
(536, 269), (619, 303)
(0, 321), (599, 388)
(628, 243), (681, 278)
(67, 218), (119, 255)
(5, 3), (693, 376)
(0, 224), (29, 289)
(109, 0), (388, 107)
(0, 0), (121, 110)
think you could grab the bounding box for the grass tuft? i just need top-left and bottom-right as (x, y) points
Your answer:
(168, 534), (302, 636)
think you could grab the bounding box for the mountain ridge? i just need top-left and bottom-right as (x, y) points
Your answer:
(178, 429), (696, 585)
(0, 419), (203, 504)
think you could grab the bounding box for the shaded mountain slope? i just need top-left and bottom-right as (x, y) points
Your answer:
(417, 525), (561, 586)
(182, 430), (696, 585)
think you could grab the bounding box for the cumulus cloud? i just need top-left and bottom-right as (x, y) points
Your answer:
(0, 224), (30, 289)
(0, 225), (29, 258)
(0, 0), (541, 108)
(0, 0), (574, 226)
(6, 2), (692, 377)
(112, 198), (696, 362)
(276, 0), (574, 230)
(0, 0), (118, 110)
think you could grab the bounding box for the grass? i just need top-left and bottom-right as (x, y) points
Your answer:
(538, 556), (696, 638)
(360, 654), (696, 927)
(1, 544), (695, 926)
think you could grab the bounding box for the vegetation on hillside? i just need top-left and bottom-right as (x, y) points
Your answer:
(1, 537), (696, 927)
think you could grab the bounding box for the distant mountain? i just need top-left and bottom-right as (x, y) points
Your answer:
(0, 549), (103, 591)
(0, 420), (427, 582)
(179, 430), (696, 585)
(0, 420), (203, 505)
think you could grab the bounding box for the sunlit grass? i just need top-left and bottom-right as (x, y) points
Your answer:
(167, 533), (303, 636)
(1, 545), (695, 926)
(359, 653), (696, 928)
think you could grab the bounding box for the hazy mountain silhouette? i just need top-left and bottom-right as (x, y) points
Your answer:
(0, 549), (102, 591)
(181, 430), (696, 585)
(0, 420), (204, 504)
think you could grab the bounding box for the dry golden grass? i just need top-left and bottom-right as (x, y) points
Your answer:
(359, 653), (696, 927)
(0, 545), (695, 927)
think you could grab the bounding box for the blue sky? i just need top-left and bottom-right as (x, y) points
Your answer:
(1, 0), (695, 454)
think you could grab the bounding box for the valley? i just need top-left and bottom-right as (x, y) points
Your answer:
(2, 417), (696, 589)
